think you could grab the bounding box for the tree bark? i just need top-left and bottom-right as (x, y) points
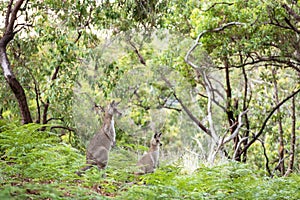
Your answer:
(285, 96), (296, 176)
(0, 47), (32, 124)
(224, 58), (240, 161)
(241, 66), (250, 162)
(0, 108), (3, 119)
(272, 68), (285, 175)
(0, 0), (32, 124)
(239, 88), (300, 155)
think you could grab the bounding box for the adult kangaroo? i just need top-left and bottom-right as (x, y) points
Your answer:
(76, 100), (121, 176)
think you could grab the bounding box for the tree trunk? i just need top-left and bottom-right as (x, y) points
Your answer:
(0, 47), (32, 124)
(0, 0), (32, 124)
(285, 96), (296, 176)
(0, 108), (3, 119)
(224, 58), (240, 161)
(241, 66), (250, 163)
(272, 69), (285, 175)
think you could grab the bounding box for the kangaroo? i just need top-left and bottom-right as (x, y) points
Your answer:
(76, 100), (121, 176)
(135, 132), (162, 175)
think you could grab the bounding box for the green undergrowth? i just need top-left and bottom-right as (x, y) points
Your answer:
(118, 163), (300, 200)
(0, 123), (300, 199)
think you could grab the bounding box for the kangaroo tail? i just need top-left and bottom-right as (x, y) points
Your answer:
(134, 171), (145, 175)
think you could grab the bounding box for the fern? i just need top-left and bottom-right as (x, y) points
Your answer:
(1, 123), (300, 199)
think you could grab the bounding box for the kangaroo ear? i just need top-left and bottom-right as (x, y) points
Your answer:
(154, 132), (162, 139)
(111, 100), (120, 107)
(110, 100), (115, 106)
(94, 104), (105, 113)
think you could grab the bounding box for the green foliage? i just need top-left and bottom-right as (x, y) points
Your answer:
(1, 1), (300, 199)
(0, 123), (101, 199)
(1, 123), (300, 199)
(119, 162), (300, 200)
(0, 123), (81, 181)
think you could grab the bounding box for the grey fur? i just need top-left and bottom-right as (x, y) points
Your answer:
(135, 132), (162, 175)
(76, 100), (121, 176)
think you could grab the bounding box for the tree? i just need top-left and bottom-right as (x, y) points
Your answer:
(0, 0), (299, 176)
(0, 0), (32, 124)
(182, 0), (300, 173)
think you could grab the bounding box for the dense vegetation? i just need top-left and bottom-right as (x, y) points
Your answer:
(1, 0), (300, 199)
(1, 124), (299, 199)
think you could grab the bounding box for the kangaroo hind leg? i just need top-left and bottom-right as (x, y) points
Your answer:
(76, 165), (94, 176)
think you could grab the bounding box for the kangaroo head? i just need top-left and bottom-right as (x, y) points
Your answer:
(106, 100), (122, 116)
(150, 132), (162, 149)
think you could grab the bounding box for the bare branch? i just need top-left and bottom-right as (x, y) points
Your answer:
(128, 39), (146, 66)
(13, 23), (33, 34)
(5, 0), (13, 29)
(160, 105), (182, 112)
(272, 154), (291, 177)
(50, 125), (76, 132)
(257, 139), (272, 177)
(198, 77), (226, 111)
(283, 16), (300, 34)
(161, 74), (210, 135)
(282, 4), (300, 22)
(46, 117), (64, 123)
(6, 0), (24, 34)
(241, 88), (300, 154)
(202, 70), (218, 141)
(74, 6), (94, 43)
(210, 124), (234, 164)
(232, 136), (249, 160)
(211, 109), (249, 163)
(232, 56), (300, 73)
(223, 110), (248, 144)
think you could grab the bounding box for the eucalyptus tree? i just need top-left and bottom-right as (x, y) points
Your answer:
(0, 0), (164, 126)
(179, 0), (300, 175)
(0, 0), (175, 150)
(0, 0), (32, 124)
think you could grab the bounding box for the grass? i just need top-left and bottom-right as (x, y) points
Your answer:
(0, 123), (300, 199)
